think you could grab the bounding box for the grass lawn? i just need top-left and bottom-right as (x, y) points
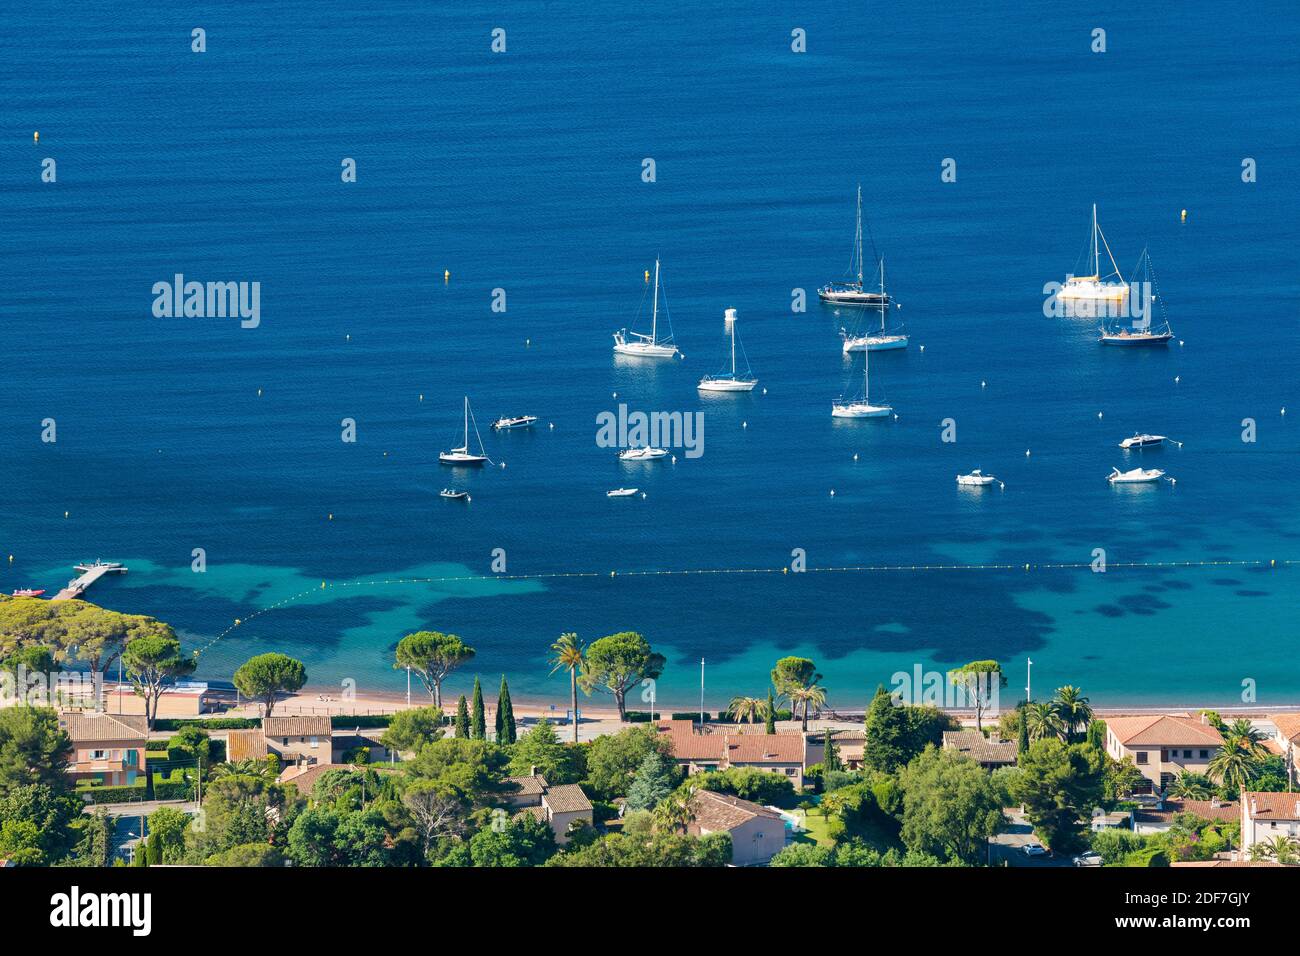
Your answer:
(794, 807), (836, 847)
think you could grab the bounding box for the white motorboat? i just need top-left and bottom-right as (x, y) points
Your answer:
(440, 489), (471, 501)
(613, 258), (681, 358)
(1058, 204), (1129, 303)
(819, 186), (892, 307)
(1119, 433), (1179, 449)
(619, 446), (668, 461)
(832, 342), (893, 419)
(1108, 466), (1167, 484)
(606, 488), (639, 497)
(492, 415), (538, 430)
(698, 308), (757, 392)
(957, 469), (1003, 488)
(439, 397), (490, 466)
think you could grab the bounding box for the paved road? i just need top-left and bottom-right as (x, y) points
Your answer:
(990, 811), (1075, 867)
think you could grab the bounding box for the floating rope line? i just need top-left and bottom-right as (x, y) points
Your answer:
(192, 556), (1293, 656)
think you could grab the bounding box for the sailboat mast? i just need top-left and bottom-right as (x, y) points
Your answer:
(1092, 203), (1100, 278)
(463, 396), (469, 447)
(651, 258), (660, 343)
(730, 317), (736, 375)
(855, 186), (864, 285)
(880, 257), (887, 332)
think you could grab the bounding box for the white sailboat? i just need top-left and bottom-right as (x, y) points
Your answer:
(613, 258), (680, 358)
(1100, 247), (1173, 345)
(1058, 204), (1129, 303)
(698, 308), (757, 393)
(438, 396), (490, 466)
(819, 186), (892, 307)
(832, 346), (893, 419)
(841, 257), (908, 352)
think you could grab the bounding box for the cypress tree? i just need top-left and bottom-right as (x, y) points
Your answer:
(824, 728), (840, 772)
(146, 830), (163, 866)
(765, 689), (777, 734)
(1017, 706), (1030, 756)
(496, 675), (516, 744)
(470, 676), (486, 739)
(455, 694), (470, 738)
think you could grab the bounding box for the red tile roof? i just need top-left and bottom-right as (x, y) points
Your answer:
(657, 720), (804, 765)
(690, 790), (783, 832)
(1271, 713), (1300, 744)
(1243, 792), (1300, 820)
(263, 716), (332, 738)
(1106, 714), (1224, 747)
(1134, 799), (1239, 825)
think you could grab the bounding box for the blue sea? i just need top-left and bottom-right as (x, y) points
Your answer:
(2, 1), (1297, 710)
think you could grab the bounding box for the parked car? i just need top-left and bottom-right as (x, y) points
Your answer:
(1072, 851), (1103, 867)
(1022, 842), (1049, 857)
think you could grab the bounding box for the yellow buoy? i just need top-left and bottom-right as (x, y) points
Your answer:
(444, 269), (450, 282)
(320, 581), (326, 589)
(7, 555), (12, 563)
(644, 269), (650, 283)
(234, 618), (241, 626)
(33, 131), (39, 144)
(1180, 209), (1187, 222)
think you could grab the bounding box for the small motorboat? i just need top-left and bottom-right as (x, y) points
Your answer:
(492, 415), (538, 430)
(956, 469), (1003, 488)
(440, 489), (471, 501)
(619, 447), (668, 461)
(1108, 467), (1167, 484)
(1119, 433), (1179, 449)
(11, 588), (45, 597)
(606, 488), (639, 498)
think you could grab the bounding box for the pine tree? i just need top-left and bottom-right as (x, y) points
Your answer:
(470, 676), (486, 740)
(863, 684), (908, 773)
(496, 675), (516, 744)
(626, 749), (677, 811)
(765, 689), (777, 734)
(455, 695), (470, 739)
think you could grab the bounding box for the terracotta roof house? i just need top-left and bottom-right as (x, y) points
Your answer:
(59, 712), (148, 786)
(260, 715), (335, 768)
(688, 790), (787, 866)
(657, 720), (808, 790)
(1239, 791), (1300, 860)
(503, 771), (593, 845)
(1269, 713), (1300, 786)
(278, 762), (349, 795)
(804, 730), (865, 771)
(1103, 714), (1223, 792)
(942, 730), (1017, 769)
(1133, 798), (1239, 835)
(226, 728), (268, 762)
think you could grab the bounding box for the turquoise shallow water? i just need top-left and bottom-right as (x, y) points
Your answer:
(1, 1), (1297, 709)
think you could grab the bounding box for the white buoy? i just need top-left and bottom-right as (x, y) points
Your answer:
(981, 380), (986, 389)
(500, 461), (506, 469)
(762, 388), (767, 395)
(526, 338), (531, 347)
(1025, 450), (1031, 457)
(1282, 408), (1287, 416)
(919, 345), (925, 352)
(1098, 412), (1103, 419)
(612, 392), (617, 399)
(549, 422), (555, 429)
(852, 453), (859, 461)
(742, 421), (748, 429)
(671, 455), (677, 464)
(1175, 375), (1180, 384)
(830, 489), (836, 496)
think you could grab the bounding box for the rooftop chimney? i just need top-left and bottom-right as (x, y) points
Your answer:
(530, 765), (538, 778)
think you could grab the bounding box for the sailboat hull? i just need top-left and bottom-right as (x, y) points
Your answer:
(698, 377), (757, 392)
(1099, 331), (1173, 346)
(819, 289), (891, 306)
(831, 403), (892, 419)
(613, 341), (679, 358)
(1058, 281), (1129, 302)
(439, 453), (487, 466)
(843, 334), (908, 353)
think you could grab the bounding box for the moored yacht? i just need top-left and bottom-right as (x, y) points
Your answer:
(832, 346), (893, 419)
(439, 397), (490, 466)
(819, 186), (892, 307)
(698, 308), (757, 393)
(619, 446), (668, 461)
(1108, 466), (1168, 484)
(956, 469), (1003, 488)
(613, 258), (680, 358)
(1059, 204), (1129, 303)
(492, 415), (538, 430)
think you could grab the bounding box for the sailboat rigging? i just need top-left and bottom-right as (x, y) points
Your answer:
(1100, 247), (1173, 345)
(1058, 203), (1129, 303)
(698, 308), (757, 392)
(841, 256), (908, 352)
(438, 396), (491, 466)
(613, 258), (681, 358)
(831, 345), (893, 419)
(819, 186), (892, 307)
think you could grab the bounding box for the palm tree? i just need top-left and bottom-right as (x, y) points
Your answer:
(1225, 718), (1267, 756)
(1207, 736), (1261, 793)
(1249, 834), (1299, 865)
(212, 759), (276, 781)
(654, 788), (698, 835)
(727, 696), (769, 725)
(1052, 685), (1093, 743)
(1023, 701), (1065, 743)
(548, 632), (586, 744)
(789, 684), (827, 732)
(1167, 771), (1214, 800)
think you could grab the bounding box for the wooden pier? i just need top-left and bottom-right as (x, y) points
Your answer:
(52, 561), (128, 601)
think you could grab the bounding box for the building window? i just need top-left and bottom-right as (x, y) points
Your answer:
(1135, 751), (1148, 765)
(89, 749), (108, 761)
(1199, 750), (1209, 759)
(310, 736), (319, 748)
(1183, 749), (1193, 758)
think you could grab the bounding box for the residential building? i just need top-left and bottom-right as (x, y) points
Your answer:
(1238, 791), (1300, 860)
(657, 719), (807, 790)
(1103, 714), (1223, 791)
(503, 770), (593, 844)
(261, 715), (335, 767)
(59, 712), (148, 786)
(1132, 798), (1238, 836)
(942, 730), (1017, 770)
(688, 789), (787, 866)
(278, 761), (348, 794)
(804, 729), (865, 770)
